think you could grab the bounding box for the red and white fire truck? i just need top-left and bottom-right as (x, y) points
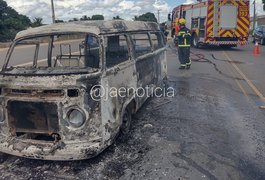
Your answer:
(170, 0), (250, 47)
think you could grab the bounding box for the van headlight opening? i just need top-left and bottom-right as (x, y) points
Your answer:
(67, 109), (85, 128)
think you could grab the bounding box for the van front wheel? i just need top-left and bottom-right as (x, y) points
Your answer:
(120, 108), (132, 135)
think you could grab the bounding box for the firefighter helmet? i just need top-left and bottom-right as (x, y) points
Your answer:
(178, 18), (186, 25)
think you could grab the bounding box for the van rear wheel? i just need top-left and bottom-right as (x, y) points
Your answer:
(120, 108), (132, 135)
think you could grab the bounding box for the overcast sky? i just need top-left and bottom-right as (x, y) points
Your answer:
(4, 0), (265, 24)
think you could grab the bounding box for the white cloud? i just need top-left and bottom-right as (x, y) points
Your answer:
(249, 0), (265, 17)
(5, 0), (172, 24)
(119, 1), (135, 10)
(254, 0), (265, 16)
(183, 0), (194, 5)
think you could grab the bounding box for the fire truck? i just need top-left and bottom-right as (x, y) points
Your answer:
(170, 0), (250, 48)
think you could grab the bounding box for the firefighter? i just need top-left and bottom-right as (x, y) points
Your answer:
(177, 18), (191, 70)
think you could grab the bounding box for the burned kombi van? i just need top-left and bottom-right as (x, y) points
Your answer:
(0, 20), (167, 160)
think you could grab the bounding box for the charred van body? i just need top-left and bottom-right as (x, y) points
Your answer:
(0, 20), (167, 160)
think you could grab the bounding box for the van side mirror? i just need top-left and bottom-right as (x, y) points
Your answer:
(79, 41), (85, 49)
(168, 13), (171, 21)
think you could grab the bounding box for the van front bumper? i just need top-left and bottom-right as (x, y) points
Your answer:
(0, 136), (103, 160)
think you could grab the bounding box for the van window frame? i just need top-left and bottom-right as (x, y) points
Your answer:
(149, 31), (165, 51)
(129, 32), (153, 59)
(103, 33), (133, 70)
(1, 33), (103, 76)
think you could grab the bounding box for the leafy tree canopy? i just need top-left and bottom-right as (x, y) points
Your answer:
(134, 12), (157, 23)
(91, 14), (104, 20)
(55, 19), (64, 23)
(31, 17), (43, 27)
(113, 16), (123, 20)
(0, 0), (31, 41)
(80, 15), (90, 21)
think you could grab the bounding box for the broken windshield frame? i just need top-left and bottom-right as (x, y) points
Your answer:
(0, 33), (101, 76)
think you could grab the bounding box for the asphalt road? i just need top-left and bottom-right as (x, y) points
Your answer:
(0, 41), (265, 180)
(0, 47), (8, 66)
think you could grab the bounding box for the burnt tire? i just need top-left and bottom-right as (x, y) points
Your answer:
(120, 108), (132, 135)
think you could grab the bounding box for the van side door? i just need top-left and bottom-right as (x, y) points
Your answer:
(100, 34), (137, 141)
(130, 32), (160, 107)
(129, 33), (153, 106)
(149, 32), (167, 85)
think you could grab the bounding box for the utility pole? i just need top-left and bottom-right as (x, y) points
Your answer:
(253, 0), (256, 30)
(51, 0), (56, 23)
(157, 9), (161, 24)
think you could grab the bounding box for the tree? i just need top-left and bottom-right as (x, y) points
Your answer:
(0, 0), (31, 41)
(80, 15), (90, 21)
(31, 17), (43, 27)
(55, 19), (64, 23)
(91, 15), (104, 20)
(263, 0), (265, 11)
(69, 18), (79, 22)
(134, 12), (157, 23)
(113, 15), (123, 20)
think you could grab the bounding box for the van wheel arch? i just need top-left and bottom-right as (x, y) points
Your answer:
(127, 99), (136, 114)
(120, 99), (136, 135)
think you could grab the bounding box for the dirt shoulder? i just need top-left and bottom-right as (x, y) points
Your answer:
(0, 42), (11, 49)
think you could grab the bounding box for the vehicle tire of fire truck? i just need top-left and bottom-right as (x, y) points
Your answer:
(192, 34), (200, 48)
(120, 108), (132, 135)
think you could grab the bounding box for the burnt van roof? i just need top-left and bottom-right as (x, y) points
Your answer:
(15, 20), (160, 40)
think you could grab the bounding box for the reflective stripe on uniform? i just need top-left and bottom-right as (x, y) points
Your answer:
(186, 61), (191, 65)
(181, 64), (186, 67)
(186, 58), (191, 65)
(178, 30), (191, 47)
(178, 44), (190, 47)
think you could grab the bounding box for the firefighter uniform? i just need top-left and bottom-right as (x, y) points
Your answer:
(177, 19), (191, 69)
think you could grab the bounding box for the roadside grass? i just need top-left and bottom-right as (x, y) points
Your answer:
(0, 42), (11, 49)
